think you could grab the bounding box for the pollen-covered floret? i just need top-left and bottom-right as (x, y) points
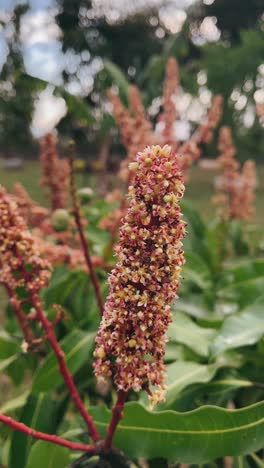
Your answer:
(0, 186), (51, 292)
(93, 145), (186, 406)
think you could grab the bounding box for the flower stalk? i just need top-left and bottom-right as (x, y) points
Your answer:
(69, 153), (104, 316)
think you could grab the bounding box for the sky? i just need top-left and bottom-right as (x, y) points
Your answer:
(0, 0), (225, 137)
(0, 0), (200, 83)
(2, 0), (259, 137)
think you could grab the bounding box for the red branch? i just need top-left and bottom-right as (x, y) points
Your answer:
(104, 391), (127, 450)
(30, 293), (100, 442)
(0, 414), (96, 452)
(69, 155), (104, 316)
(3, 284), (34, 344)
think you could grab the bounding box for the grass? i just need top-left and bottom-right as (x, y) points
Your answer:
(0, 160), (263, 225)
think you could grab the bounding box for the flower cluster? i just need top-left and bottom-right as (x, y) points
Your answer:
(0, 186), (51, 293)
(159, 57), (179, 148)
(94, 145), (186, 406)
(104, 58), (222, 242)
(35, 237), (105, 272)
(213, 127), (257, 221)
(108, 88), (154, 182)
(40, 133), (70, 210)
(257, 103), (264, 126)
(109, 57), (223, 185)
(13, 182), (49, 228)
(212, 126), (241, 218)
(179, 95), (223, 177)
(237, 160), (257, 221)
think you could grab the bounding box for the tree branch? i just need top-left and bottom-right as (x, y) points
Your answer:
(2, 283), (34, 345)
(0, 414), (96, 452)
(30, 293), (100, 442)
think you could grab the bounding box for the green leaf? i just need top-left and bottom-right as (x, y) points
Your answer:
(204, 379), (254, 395)
(26, 441), (70, 468)
(104, 60), (129, 103)
(59, 90), (95, 125)
(218, 260), (264, 308)
(160, 361), (218, 409)
(181, 200), (205, 239)
(32, 330), (95, 392)
(183, 253), (212, 290)
(0, 355), (18, 373)
(9, 394), (57, 468)
(42, 268), (80, 308)
(211, 302), (264, 357)
(173, 298), (211, 319)
(168, 312), (216, 357)
(0, 391), (29, 414)
(0, 331), (20, 359)
(90, 401), (264, 463)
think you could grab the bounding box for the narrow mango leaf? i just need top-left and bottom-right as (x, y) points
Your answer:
(26, 441), (70, 468)
(0, 330), (20, 359)
(210, 302), (264, 357)
(204, 379), (254, 395)
(159, 361), (218, 409)
(183, 253), (212, 290)
(0, 355), (18, 373)
(181, 200), (205, 238)
(104, 60), (129, 103)
(168, 312), (216, 357)
(174, 298), (210, 319)
(218, 261), (264, 308)
(90, 401), (264, 463)
(9, 394), (57, 468)
(165, 343), (185, 362)
(32, 330), (95, 393)
(0, 391), (29, 414)
(249, 453), (264, 468)
(59, 90), (95, 125)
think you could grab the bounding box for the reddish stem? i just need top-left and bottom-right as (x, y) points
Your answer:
(69, 156), (104, 316)
(30, 294), (100, 442)
(3, 284), (34, 344)
(104, 391), (127, 450)
(0, 414), (96, 452)
(10, 242), (100, 442)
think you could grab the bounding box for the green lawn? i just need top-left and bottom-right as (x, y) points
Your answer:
(188, 164), (264, 227)
(0, 160), (263, 225)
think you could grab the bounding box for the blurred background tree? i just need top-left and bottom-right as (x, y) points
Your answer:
(0, 0), (263, 161)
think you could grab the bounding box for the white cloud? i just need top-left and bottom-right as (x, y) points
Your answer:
(23, 41), (64, 83)
(31, 85), (67, 138)
(0, 33), (9, 71)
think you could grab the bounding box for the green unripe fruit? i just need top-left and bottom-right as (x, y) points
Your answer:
(77, 187), (94, 204)
(51, 209), (71, 232)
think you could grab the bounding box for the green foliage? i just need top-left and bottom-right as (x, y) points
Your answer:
(1, 193), (264, 465)
(9, 395), (58, 468)
(32, 330), (95, 393)
(26, 441), (70, 468)
(211, 300), (264, 357)
(90, 401), (264, 463)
